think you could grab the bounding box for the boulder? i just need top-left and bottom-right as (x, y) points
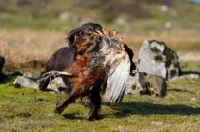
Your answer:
(137, 39), (182, 80)
(125, 74), (146, 95)
(13, 76), (39, 89)
(13, 76), (68, 94)
(125, 71), (167, 98)
(169, 73), (199, 82)
(46, 77), (69, 94)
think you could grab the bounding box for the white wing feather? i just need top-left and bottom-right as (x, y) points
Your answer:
(105, 53), (130, 103)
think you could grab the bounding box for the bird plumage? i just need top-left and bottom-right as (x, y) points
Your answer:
(38, 23), (135, 121)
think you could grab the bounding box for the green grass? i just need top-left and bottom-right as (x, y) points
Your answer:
(0, 13), (68, 30)
(0, 61), (200, 131)
(1, 0), (200, 33)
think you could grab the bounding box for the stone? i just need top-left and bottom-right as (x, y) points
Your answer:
(137, 39), (182, 80)
(125, 71), (167, 98)
(125, 74), (146, 95)
(13, 76), (68, 94)
(169, 73), (199, 82)
(47, 77), (69, 94)
(13, 76), (39, 89)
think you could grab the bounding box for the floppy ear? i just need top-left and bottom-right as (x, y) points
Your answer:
(66, 22), (103, 49)
(67, 28), (81, 48)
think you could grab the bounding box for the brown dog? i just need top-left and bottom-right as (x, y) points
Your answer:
(39, 23), (136, 121)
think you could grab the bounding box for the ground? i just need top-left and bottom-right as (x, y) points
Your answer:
(0, 61), (199, 131)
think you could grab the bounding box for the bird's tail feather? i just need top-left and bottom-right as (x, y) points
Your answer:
(105, 53), (130, 103)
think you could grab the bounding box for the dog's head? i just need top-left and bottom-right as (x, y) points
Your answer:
(67, 22), (103, 50)
(73, 32), (102, 55)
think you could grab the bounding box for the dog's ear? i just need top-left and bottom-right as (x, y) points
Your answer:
(66, 22), (103, 49)
(67, 28), (81, 48)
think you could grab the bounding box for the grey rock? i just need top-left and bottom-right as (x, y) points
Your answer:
(138, 39), (181, 80)
(47, 77), (68, 94)
(14, 76), (39, 89)
(125, 71), (167, 98)
(13, 76), (68, 94)
(125, 74), (146, 95)
(169, 73), (199, 82)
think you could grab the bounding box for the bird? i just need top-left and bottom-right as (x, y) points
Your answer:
(38, 23), (136, 121)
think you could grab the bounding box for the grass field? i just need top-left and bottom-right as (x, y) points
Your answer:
(0, 1), (200, 131)
(0, 64), (200, 131)
(0, 28), (200, 131)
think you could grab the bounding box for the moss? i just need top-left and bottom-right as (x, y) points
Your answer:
(154, 55), (163, 61)
(142, 72), (147, 76)
(149, 40), (167, 47)
(165, 54), (175, 68)
(145, 81), (151, 88)
(138, 59), (140, 64)
(170, 70), (177, 77)
(131, 85), (136, 90)
(150, 47), (160, 53)
(163, 46), (175, 68)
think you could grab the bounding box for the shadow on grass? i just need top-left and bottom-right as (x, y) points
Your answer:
(167, 88), (195, 94)
(182, 71), (200, 75)
(61, 101), (200, 120)
(102, 102), (200, 119)
(63, 113), (85, 120)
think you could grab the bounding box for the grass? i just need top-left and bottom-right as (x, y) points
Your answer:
(0, 61), (200, 131)
(0, 1), (200, 131)
(1, 1), (200, 32)
(0, 29), (200, 131)
(0, 73), (200, 131)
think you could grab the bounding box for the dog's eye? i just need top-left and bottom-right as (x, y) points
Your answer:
(94, 36), (100, 41)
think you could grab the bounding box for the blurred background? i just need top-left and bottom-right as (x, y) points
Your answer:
(0, 0), (200, 74)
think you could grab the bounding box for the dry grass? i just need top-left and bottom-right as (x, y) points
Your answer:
(0, 29), (67, 73)
(1, 28), (200, 73)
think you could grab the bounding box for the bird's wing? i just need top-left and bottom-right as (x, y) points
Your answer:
(105, 52), (130, 103)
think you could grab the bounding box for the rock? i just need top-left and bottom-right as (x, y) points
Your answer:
(125, 74), (146, 95)
(125, 71), (167, 98)
(13, 76), (39, 89)
(47, 77), (69, 94)
(13, 76), (68, 94)
(137, 39), (182, 80)
(169, 73), (199, 82)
